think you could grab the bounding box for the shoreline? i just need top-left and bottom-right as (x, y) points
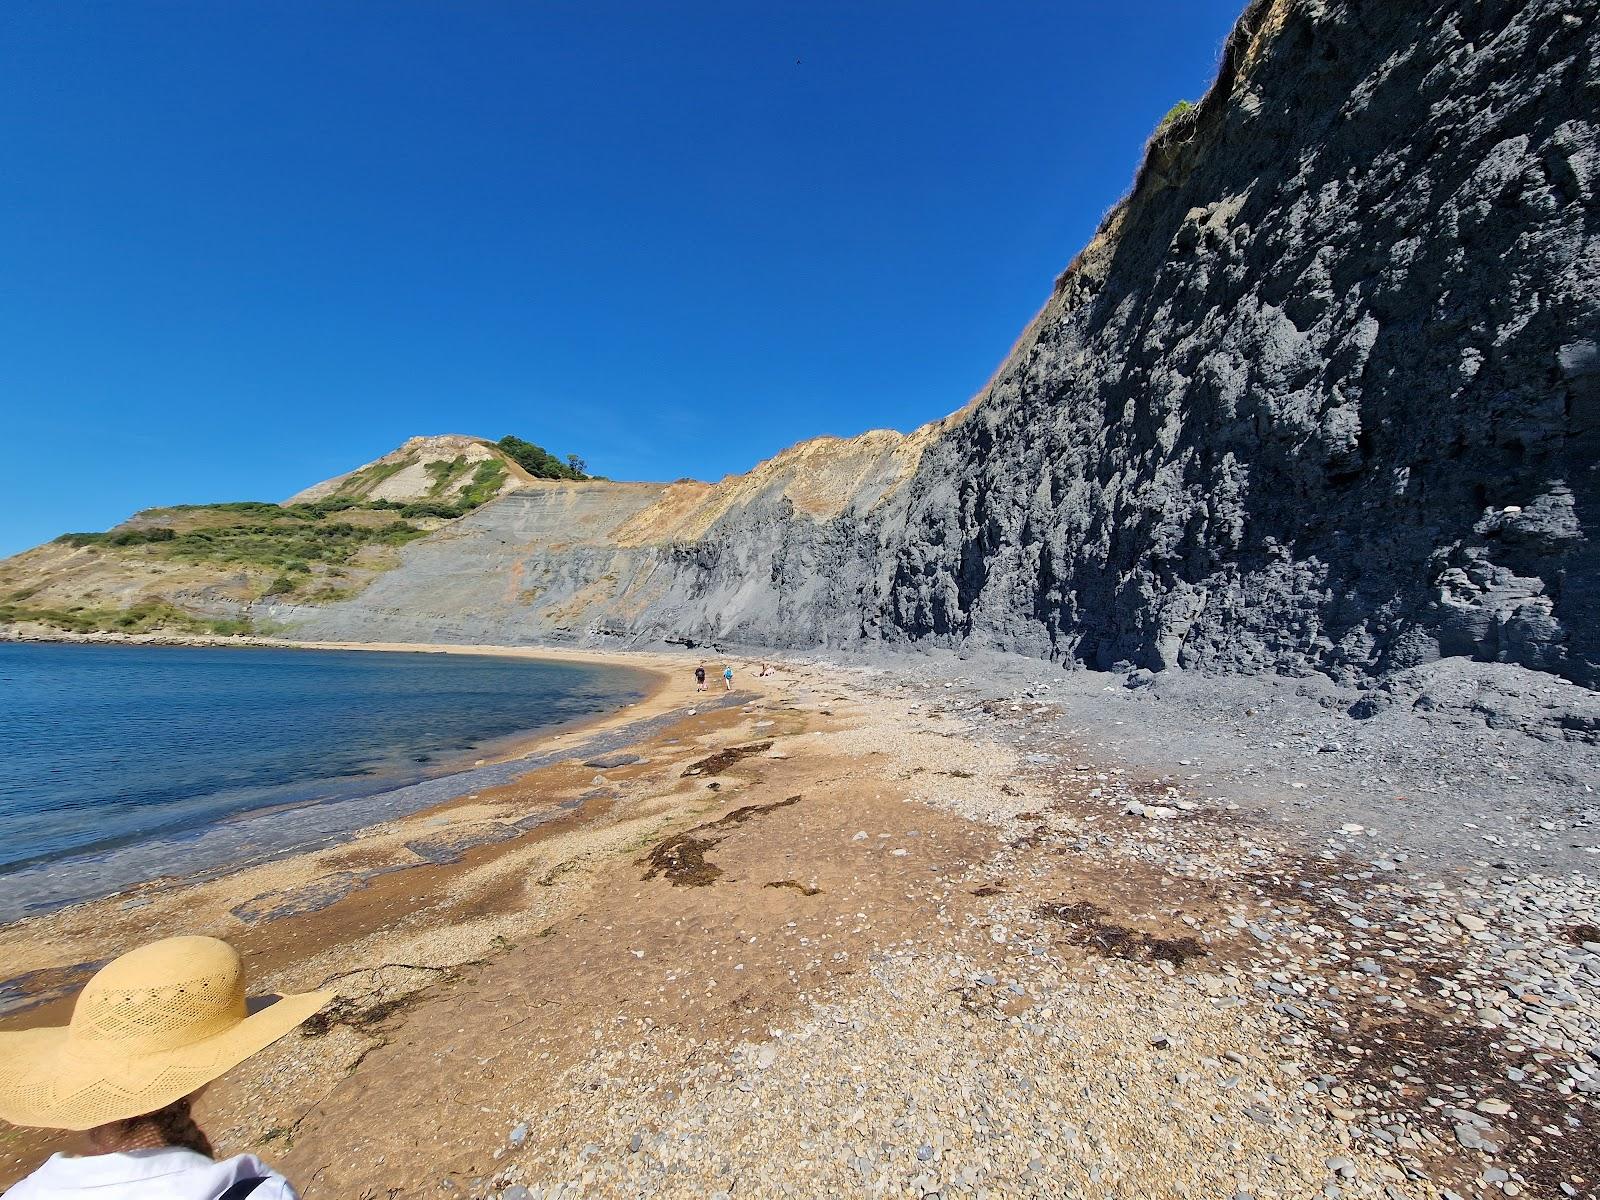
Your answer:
(1, 641), (791, 1184)
(0, 639), (683, 924)
(1, 645), (1594, 1199)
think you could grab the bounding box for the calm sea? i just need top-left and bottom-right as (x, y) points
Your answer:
(0, 643), (648, 913)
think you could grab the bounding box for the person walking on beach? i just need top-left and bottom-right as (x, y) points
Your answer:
(0, 936), (331, 1200)
(723, 663), (734, 691)
(694, 662), (706, 692)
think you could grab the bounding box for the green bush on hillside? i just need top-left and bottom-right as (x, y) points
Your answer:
(0, 600), (253, 637)
(495, 435), (588, 480)
(1156, 99), (1195, 133)
(424, 456), (474, 497)
(56, 527), (176, 548)
(55, 516), (429, 571)
(330, 457), (414, 501)
(160, 519), (429, 570)
(455, 459), (508, 508)
(396, 499), (464, 519)
(169, 501), (283, 515)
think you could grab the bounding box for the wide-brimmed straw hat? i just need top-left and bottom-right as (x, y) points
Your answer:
(0, 936), (331, 1131)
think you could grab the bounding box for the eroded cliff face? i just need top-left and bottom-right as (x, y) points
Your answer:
(276, 428), (947, 647)
(883, 0), (1599, 684)
(290, 0), (1598, 686)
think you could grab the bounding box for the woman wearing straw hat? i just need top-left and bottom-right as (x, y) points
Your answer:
(0, 936), (331, 1200)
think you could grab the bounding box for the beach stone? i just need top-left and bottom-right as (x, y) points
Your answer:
(582, 753), (643, 769)
(1454, 1124), (1498, 1152)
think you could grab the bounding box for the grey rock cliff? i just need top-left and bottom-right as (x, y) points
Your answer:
(290, 0), (1599, 688)
(884, 0), (1599, 685)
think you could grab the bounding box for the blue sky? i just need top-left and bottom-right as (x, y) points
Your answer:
(1, 1), (1243, 557)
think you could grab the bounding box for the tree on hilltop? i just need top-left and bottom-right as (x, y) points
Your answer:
(495, 435), (589, 480)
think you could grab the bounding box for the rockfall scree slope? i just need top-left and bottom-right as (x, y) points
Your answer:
(283, 0), (1599, 686)
(6, 0), (1598, 691)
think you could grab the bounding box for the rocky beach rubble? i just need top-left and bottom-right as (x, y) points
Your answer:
(454, 661), (1596, 1200)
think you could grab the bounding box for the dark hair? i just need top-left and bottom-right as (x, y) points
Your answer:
(127, 1095), (214, 1158)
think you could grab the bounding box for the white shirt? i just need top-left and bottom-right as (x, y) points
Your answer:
(4, 1147), (298, 1200)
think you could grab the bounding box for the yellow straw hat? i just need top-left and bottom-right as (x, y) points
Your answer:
(0, 936), (331, 1131)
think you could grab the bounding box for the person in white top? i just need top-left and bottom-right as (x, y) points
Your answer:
(0, 936), (331, 1200)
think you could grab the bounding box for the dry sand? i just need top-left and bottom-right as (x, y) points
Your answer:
(1, 646), (1593, 1200)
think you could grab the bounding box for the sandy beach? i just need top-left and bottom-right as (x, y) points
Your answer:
(1, 643), (1595, 1200)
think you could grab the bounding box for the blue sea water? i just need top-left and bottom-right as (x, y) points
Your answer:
(0, 643), (649, 887)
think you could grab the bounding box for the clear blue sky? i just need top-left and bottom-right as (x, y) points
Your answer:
(1, 1), (1243, 557)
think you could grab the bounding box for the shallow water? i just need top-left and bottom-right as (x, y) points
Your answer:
(0, 643), (648, 913)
